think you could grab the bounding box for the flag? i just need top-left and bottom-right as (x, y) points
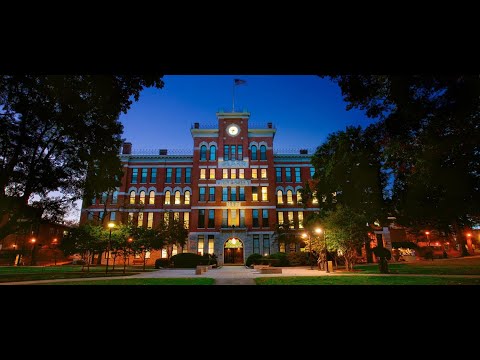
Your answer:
(234, 78), (247, 85)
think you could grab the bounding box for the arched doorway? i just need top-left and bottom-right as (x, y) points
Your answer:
(224, 238), (244, 264)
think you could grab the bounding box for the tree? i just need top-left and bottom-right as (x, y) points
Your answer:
(157, 214), (189, 259)
(0, 75), (164, 240)
(272, 220), (301, 253)
(130, 227), (162, 271)
(329, 75), (480, 256)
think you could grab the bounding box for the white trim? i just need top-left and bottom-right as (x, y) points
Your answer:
(147, 186), (157, 193)
(276, 186), (285, 192)
(294, 186), (303, 193)
(122, 164), (194, 168)
(273, 164), (311, 167)
(285, 185), (295, 192)
(86, 208), (191, 213)
(127, 187), (137, 194)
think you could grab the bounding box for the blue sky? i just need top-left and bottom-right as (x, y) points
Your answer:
(120, 75), (374, 151)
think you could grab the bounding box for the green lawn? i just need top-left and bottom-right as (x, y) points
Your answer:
(354, 257), (480, 275)
(40, 278), (215, 285)
(255, 276), (480, 285)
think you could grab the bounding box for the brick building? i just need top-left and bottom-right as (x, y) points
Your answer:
(81, 111), (319, 265)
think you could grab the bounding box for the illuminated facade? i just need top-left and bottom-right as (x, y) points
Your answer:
(81, 111), (319, 265)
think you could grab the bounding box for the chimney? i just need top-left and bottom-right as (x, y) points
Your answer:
(159, 149), (168, 155)
(122, 142), (132, 155)
(267, 122), (273, 129)
(194, 122), (200, 129)
(300, 149), (308, 154)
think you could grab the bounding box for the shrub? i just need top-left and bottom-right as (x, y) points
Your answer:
(199, 253), (218, 267)
(417, 246), (434, 260)
(155, 258), (171, 269)
(372, 246), (392, 260)
(255, 258), (280, 266)
(268, 252), (290, 267)
(287, 252), (309, 266)
(246, 253), (263, 267)
(171, 253), (204, 268)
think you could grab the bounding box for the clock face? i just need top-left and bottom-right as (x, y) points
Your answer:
(227, 124), (240, 136)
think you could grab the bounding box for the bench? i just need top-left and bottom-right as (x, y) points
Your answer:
(259, 268), (282, 274)
(195, 265), (209, 275)
(253, 264), (270, 270)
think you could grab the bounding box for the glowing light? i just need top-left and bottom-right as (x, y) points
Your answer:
(315, 228), (322, 234)
(425, 231), (430, 235)
(435, 242), (440, 246)
(52, 238), (58, 243)
(302, 233), (307, 239)
(128, 238), (133, 243)
(30, 238), (36, 243)
(231, 238), (237, 245)
(467, 233), (472, 237)
(108, 222), (115, 229)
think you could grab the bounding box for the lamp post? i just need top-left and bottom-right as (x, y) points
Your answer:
(105, 222), (115, 274)
(466, 233), (473, 254)
(301, 232), (313, 270)
(315, 228), (329, 273)
(425, 231), (430, 246)
(52, 238), (58, 265)
(30, 238), (36, 266)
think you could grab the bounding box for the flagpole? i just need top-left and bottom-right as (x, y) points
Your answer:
(232, 80), (235, 112)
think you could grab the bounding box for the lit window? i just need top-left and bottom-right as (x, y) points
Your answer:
(298, 211), (304, 229)
(172, 245), (178, 256)
(184, 212), (190, 228)
(200, 145), (207, 160)
(279, 241), (286, 252)
(128, 212), (134, 223)
(287, 190), (293, 204)
(261, 187), (268, 201)
(223, 169), (228, 179)
(209, 168), (215, 179)
(200, 169), (206, 179)
(208, 235), (214, 254)
(174, 212), (180, 221)
(130, 191), (136, 204)
(164, 191), (171, 205)
(198, 235), (204, 256)
(222, 209), (228, 227)
(260, 145), (267, 160)
(252, 187), (258, 201)
(210, 145), (216, 160)
(138, 212), (144, 227)
(252, 168), (258, 179)
(277, 190), (283, 204)
(312, 191), (318, 204)
(145, 251), (151, 259)
(175, 191), (181, 204)
(288, 212), (294, 228)
(239, 209), (245, 227)
(278, 212), (284, 224)
(139, 191), (146, 205)
(149, 190), (155, 204)
(231, 169), (237, 179)
(261, 169), (267, 179)
(263, 235), (270, 255)
(184, 191), (191, 205)
(147, 212), (153, 229)
(164, 212), (170, 224)
(239, 169), (245, 179)
(297, 190), (302, 203)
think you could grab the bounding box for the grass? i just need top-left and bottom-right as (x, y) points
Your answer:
(255, 276), (480, 285)
(354, 257), (480, 275)
(0, 265), (154, 283)
(39, 278), (215, 285)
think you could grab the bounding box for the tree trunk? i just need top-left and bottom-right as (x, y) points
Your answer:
(96, 251), (103, 265)
(112, 256), (116, 271)
(143, 251), (146, 271)
(123, 258), (127, 274)
(365, 239), (373, 263)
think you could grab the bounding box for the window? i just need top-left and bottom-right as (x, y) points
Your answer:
(260, 145), (267, 160)
(200, 169), (206, 179)
(174, 212), (180, 221)
(222, 187), (228, 201)
(223, 169), (228, 179)
(209, 187), (215, 201)
(295, 167), (301, 182)
(297, 190), (302, 204)
(288, 212), (294, 228)
(230, 209), (238, 227)
(261, 187), (268, 201)
(185, 168), (191, 183)
(164, 191), (171, 205)
(198, 209), (205, 228)
(279, 241), (286, 252)
(200, 145), (207, 160)
(139, 191), (146, 204)
(141, 168), (147, 183)
(129, 191), (136, 204)
(222, 209), (228, 227)
(209, 168), (215, 179)
(100, 192), (107, 204)
(131, 168), (138, 184)
(184, 191), (191, 205)
(175, 191), (181, 204)
(278, 212), (284, 224)
(289, 242), (296, 252)
(208, 210), (215, 228)
(98, 210), (104, 221)
(287, 190), (293, 204)
(263, 235), (270, 256)
(285, 168), (292, 182)
(251, 145), (257, 160)
(151, 168), (157, 183)
(138, 212), (144, 227)
(239, 209), (245, 227)
(87, 212), (94, 221)
(91, 197), (96, 205)
(239, 187), (245, 201)
(208, 235), (215, 254)
(175, 168), (182, 183)
(199, 187), (206, 201)
(276, 168), (282, 182)
(112, 190), (118, 204)
(166, 168), (172, 183)
(253, 235), (260, 254)
(312, 191), (318, 204)
(277, 190), (283, 204)
(210, 145), (216, 160)
(230, 145), (236, 160)
(231, 169), (237, 179)
(110, 212), (116, 221)
(149, 190), (155, 205)
(182, 212), (189, 229)
(239, 169), (244, 179)
(128, 212), (134, 223)
(252, 209), (259, 227)
(230, 187), (237, 201)
(224, 145), (229, 161)
(261, 168), (267, 179)
(238, 145), (243, 160)
(147, 212), (153, 229)
(197, 235), (204, 256)
(252, 187), (258, 201)
(298, 211), (304, 229)
(262, 209), (269, 227)
(310, 167), (315, 178)
(251, 168), (258, 179)
(164, 212), (170, 224)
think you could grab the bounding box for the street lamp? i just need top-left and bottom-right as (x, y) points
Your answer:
(52, 238), (58, 265)
(466, 233), (473, 254)
(105, 222), (115, 274)
(425, 231), (430, 246)
(301, 232), (313, 270)
(30, 238), (36, 266)
(315, 228), (329, 273)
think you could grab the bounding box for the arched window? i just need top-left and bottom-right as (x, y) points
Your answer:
(129, 191), (136, 204)
(286, 190), (293, 204)
(175, 190), (181, 204)
(164, 191), (171, 205)
(139, 190), (146, 204)
(209, 145), (216, 160)
(200, 145), (207, 160)
(149, 190), (155, 205)
(184, 190), (191, 205)
(277, 190), (283, 204)
(251, 145), (257, 160)
(260, 145), (267, 160)
(296, 190), (302, 203)
(312, 191), (318, 204)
